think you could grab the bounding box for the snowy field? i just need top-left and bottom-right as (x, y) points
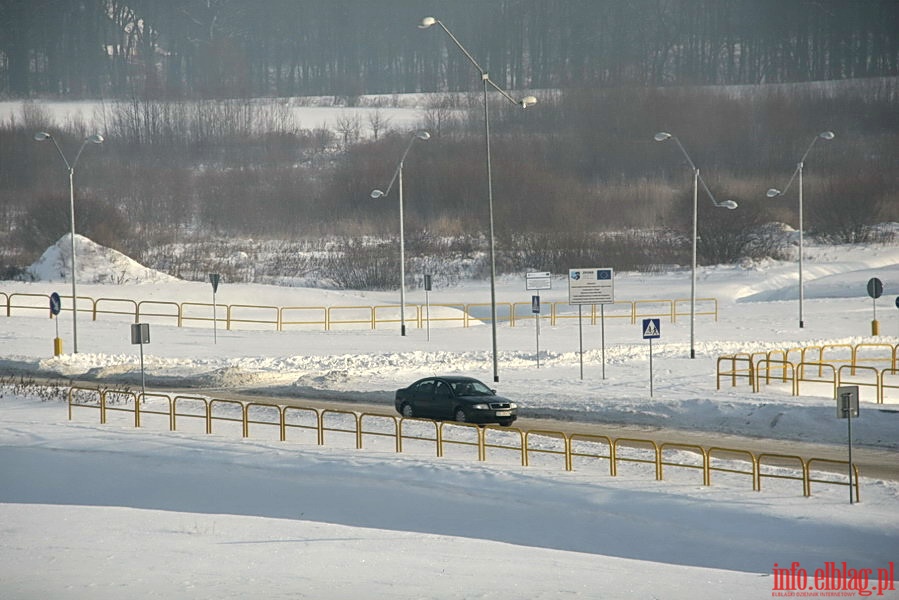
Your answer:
(1, 235), (898, 599)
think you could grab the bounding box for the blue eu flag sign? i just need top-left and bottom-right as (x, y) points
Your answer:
(597, 269), (611, 280)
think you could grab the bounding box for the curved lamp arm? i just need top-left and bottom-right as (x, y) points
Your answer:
(654, 132), (738, 209)
(370, 130), (430, 199)
(766, 131), (834, 198)
(34, 132), (104, 171)
(420, 17), (537, 110)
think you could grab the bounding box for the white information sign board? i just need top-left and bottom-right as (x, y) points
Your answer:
(568, 268), (614, 305)
(526, 271), (552, 291)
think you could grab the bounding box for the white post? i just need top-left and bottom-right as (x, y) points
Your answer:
(691, 168), (698, 359)
(68, 167), (79, 353)
(798, 161), (805, 328)
(398, 161), (407, 336)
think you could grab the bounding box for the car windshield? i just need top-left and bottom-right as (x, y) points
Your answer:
(451, 380), (492, 396)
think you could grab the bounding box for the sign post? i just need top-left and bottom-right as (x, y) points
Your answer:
(131, 323), (150, 401)
(50, 292), (62, 356)
(424, 274), (432, 341)
(209, 273), (221, 343)
(836, 385), (859, 505)
(642, 318), (661, 397)
(532, 295), (541, 368)
(867, 277), (883, 335)
(568, 268), (613, 380)
(527, 272), (551, 369)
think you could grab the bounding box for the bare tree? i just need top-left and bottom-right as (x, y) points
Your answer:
(334, 113), (362, 150)
(367, 109), (392, 141)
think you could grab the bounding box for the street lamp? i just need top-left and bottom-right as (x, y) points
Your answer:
(420, 16), (537, 383)
(766, 131), (834, 329)
(654, 131), (737, 359)
(34, 131), (104, 354)
(370, 130), (431, 336)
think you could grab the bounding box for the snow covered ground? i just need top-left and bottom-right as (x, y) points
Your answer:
(1, 235), (898, 599)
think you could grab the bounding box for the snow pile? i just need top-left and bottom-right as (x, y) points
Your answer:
(27, 233), (180, 285)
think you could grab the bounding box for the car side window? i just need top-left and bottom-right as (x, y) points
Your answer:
(415, 380), (435, 395)
(434, 381), (451, 399)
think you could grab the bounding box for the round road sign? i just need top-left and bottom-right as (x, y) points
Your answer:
(49, 292), (61, 316)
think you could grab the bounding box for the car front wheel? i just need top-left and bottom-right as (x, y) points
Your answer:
(401, 403), (415, 418)
(454, 408), (467, 423)
(498, 419), (513, 427)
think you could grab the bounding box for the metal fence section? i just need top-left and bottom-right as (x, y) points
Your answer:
(718, 343), (899, 404)
(3, 290), (717, 331)
(66, 387), (861, 500)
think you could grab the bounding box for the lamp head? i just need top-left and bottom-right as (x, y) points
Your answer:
(654, 132), (672, 142)
(520, 96), (538, 108)
(370, 189), (385, 199)
(718, 200), (738, 210)
(87, 134), (104, 144)
(818, 131), (835, 140)
(34, 131), (52, 142)
(766, 188), (783, 198)
(414, 130), (431, 141)
(419, 17), (437, 29)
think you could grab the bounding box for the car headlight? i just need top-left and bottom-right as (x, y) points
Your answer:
(471, 404), (489, 410)
(508, 403), (518, 409)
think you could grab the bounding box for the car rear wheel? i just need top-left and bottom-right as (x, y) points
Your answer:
(454, 408), (467, 423)
(401, 403), (415, 418)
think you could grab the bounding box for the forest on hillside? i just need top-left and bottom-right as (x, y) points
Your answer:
(1, 0), (897, 99)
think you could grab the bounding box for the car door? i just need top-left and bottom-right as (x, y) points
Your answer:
(411, 378), (436, 417)
(432, 380), (454, 418)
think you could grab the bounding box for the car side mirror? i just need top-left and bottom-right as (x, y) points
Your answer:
(491, 389), (496, 395)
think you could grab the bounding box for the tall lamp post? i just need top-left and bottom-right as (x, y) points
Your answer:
(766, 131), (834, 329)
(420, 16), (537, 383)
(654, 132), (738, 359)
(370, 130), (431, 336)
(34, 131), (104, 354)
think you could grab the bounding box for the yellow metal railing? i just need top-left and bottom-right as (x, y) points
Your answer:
(66, 387), (862, 500)
(718, 343), (899, 404)
(4, 289), (719, 332)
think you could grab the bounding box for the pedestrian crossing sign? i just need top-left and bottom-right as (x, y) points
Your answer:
(642, 318), (661, 339)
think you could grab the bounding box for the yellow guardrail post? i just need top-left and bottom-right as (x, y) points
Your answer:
(568, 433), (614, 475)
(659, 443), (708, 485)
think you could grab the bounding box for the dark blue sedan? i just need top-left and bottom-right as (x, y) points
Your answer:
(394, 376), (518, 426)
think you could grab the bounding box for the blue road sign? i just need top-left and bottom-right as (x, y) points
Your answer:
(867, 277), (883, 299)
(49, 292), (61, 316)
(642, 318), (661, 339)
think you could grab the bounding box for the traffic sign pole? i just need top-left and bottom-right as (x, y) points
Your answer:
(209, 273), (221, 344)
(867, 277), (883, 336)
(642, 319), (661, 397)
(837, 385), (859, 505)
(532, 294), (541, 368)
(50, 292), (63, 356)
(578, 305), (584, 380)
(600, 304), (606, 380)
